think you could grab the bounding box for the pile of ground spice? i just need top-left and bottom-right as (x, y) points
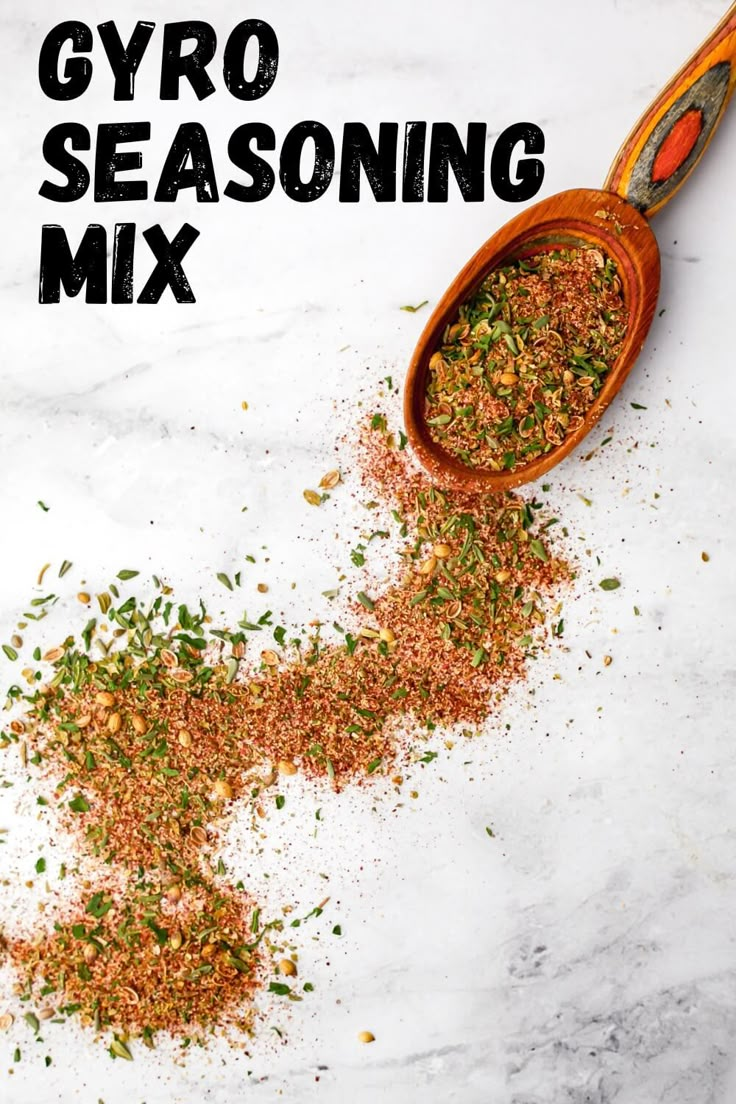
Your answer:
(10, 873), (261, 1044)
(1, 422), (569, 1054)
(425, 247), (627, 471)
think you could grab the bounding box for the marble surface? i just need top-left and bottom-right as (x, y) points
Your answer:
(2, 0), (736, 1101)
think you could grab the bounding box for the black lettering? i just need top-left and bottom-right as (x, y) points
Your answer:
(138, 223), (199, 303)
(160, 22), (217, 100)
(225, 124), (275, 201)
(279, 122), (335, 202)
(39, 21), (93, 101)
(111, 223), (136, 303)
(154, 123), (218, 202)
(94, 122), (150, 202)
(39, 224), (107, 303)
(339, 123), (398, 202)
(223, 20), (279, 100)
(427, 123), (486, 202)
(491, 123), (545, 202)
(40, 123), (91, 202)
(402, 121), (426, 202)
(97, 21), (155, 100)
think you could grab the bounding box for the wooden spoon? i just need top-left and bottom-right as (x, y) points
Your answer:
(404, 3), (736, 490)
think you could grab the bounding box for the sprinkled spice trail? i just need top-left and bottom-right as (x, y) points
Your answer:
(11, 874), (261, 1040)
(1, 423), (569, 1054)
(425, 247), (627, 471)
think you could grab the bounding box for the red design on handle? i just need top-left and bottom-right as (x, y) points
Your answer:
(651, 108), (704, 183)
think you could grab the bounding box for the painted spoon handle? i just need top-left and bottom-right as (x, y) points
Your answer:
(605, 2), (736, 217)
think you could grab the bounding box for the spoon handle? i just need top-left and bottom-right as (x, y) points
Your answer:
(605, 2), (736, 217)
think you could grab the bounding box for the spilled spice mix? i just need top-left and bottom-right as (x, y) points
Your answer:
(14, 874), (261, 1039)
(425, 247), (627, 471)
(1, 423), (569, 1055)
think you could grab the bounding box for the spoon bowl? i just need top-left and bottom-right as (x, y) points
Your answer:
(404, 188), (659, 491)
(405, 3), (736, 489)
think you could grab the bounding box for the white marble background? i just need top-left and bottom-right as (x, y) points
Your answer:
(1, 0), (736, 1101)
